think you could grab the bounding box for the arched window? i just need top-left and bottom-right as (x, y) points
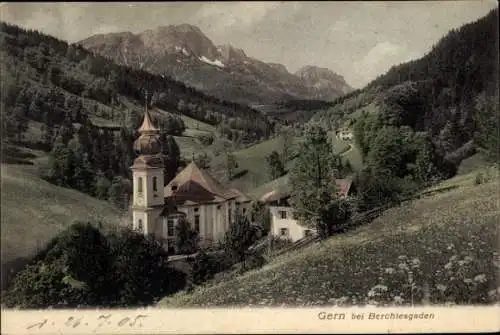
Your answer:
(138, 177), (143, 193)
(138, 219), (143, 231)
(153, 176), (158, 192)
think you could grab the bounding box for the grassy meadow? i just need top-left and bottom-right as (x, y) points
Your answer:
(159, 167), (499, 307)
(0, 163), (125, 264)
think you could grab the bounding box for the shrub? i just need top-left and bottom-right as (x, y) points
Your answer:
(244, 252), (267, 271)
(191, 251), (234, 286)
(474, 172), (485, 185)
(4, 222), (186, 308)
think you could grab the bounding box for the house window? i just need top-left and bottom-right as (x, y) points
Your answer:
(137, 177), (143, 194)
(280, 228), (289, 237)
(167, 219), (174, 236)
(153, 176), (158, 192)
(279, 210), (287, 219)
(194, 215), (200, 233)
(138, 219), (143, 232)
(242, 208), (246, 214)
(304, 229), (312, 237)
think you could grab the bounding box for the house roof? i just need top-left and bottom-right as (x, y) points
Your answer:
(260, 189), (291, 203)
(260, 177), (353, 203)
(335, 178), (353, 197)
(228, 188), (253, 203)
(164, 161), (250, 205)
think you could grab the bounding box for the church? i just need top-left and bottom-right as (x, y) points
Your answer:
(130, 105), (252, 252)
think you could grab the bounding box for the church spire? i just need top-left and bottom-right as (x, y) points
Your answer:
(138, 91), (159, 134)
(132, 91), (161, 156)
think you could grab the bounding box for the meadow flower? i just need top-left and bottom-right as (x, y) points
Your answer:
(444, 262), (453, 270)
(398, 262), (409, 271)
(384, 267), (395, 274)
(463, 256), (474, 263)
(393, 296), (404, 304)
(436, 284), (447, 292)
(463, 278), (473, 285)
(335, 296), (349, 305)
(372, 284), (388, 292)
(411, 258), (421, 268)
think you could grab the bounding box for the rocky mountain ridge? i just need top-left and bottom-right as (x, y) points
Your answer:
(79, 24), (353, 105)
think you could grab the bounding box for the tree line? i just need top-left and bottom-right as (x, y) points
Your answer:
(0, 21), (278, 147)
(2, 207), (267, 308)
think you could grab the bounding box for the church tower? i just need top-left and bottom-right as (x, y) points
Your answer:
(130, 99), (165, 235)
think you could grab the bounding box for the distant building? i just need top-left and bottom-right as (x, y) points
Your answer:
(261, 179), (353, 242)
(131, 105), (252, 253)
(336, 128), (354, 141)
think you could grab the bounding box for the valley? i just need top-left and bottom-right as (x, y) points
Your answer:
(0, 3), (498, 314)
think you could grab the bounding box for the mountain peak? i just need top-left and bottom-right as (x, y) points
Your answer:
(217, 44), (247, 63)
(295, 65), (353, 95)
(79, 25), (352, 103)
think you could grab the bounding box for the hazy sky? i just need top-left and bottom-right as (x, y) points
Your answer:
(1, 1), (497, 88)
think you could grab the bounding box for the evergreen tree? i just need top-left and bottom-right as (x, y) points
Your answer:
(223, 213), (259, 268)
(107, 177), (131, 210)
(266, 150), (286, 180)
(174, 218), (199, 255)
(47, 135), (71, 185)
(225, 153), (238, 180)
(289, 124), (343, 239)
(160, 133), (181, 185)
(72, 144), (95, 194)
(194, 152), (211, 170)
(94, 171), (111, 200)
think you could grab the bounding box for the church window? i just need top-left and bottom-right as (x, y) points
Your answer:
(138, 177), (143, 194)
(242, 208), (246, 214)
(138, 219), (143, 232)
(194, 207), (199, 212)
(153, 176), (158, 192)
(194, 215), (200, 233)
(167, 219), (174, 236)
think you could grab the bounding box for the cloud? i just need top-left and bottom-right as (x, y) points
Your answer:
(193, 2), (303, 33)
(351, 41), (420, 87)
(329, 20), (349, 33)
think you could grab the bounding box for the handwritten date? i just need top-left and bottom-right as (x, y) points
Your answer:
(26, 314), (148, 331)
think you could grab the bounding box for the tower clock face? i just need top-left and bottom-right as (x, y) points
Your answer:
(136, 197), (144, 206)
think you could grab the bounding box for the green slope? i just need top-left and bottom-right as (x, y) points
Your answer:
(1, 163), (125, 264)
(160, 167), (499, 307)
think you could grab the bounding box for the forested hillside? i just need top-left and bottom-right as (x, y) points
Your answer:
(0, 22), (277, 148)
(310, 8), (499, 163)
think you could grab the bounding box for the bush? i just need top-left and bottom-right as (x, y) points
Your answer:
(474, 172), (485, 185)
(191, 251), (234, 286)
(244, 252), (267, 271)
(4, 222), (186, 309)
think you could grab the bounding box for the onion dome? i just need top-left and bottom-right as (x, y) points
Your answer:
(133, 106), (162, 155)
